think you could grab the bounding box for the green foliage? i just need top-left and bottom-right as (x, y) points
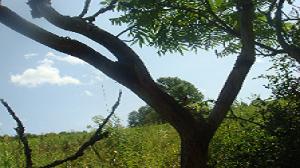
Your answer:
(1, 55), (299, 167)
(110, 0), (299, 56)
(208, 102), (263, 167)
(92, 124), (180, 167)
(128, 77), (204, 127)
(0, 124), (180, 167)
(0, 131), (94, 167)
(185, 100), (214, 118)
(128, 105), (165, 128)
(207, 97), (299, 167)
(156, 77), (204, 106)
(257, 55), (300, 100)
(87, 114), (123, 132)
(254, 99), (300, 167)
(209, 54), (300, 167)
(249, 54), (300, 167)
(1, 98), (298, 167)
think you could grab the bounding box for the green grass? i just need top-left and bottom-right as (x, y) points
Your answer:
(0, 124), (180, 167)
(1, 102), (298, 167)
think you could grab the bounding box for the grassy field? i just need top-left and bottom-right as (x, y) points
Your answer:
(1, 124), (180, 167)
(1, 101), (298, 167)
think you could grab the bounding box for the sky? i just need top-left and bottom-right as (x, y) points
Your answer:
(0, 0), (291, 136)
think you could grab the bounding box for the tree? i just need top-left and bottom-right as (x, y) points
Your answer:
(128, 77), (204, 127)
(0, 0), (298, 167)
(113, 0), (300, 62)
(128, 105), (159, 127)
(156, 77), (204, 106)
(127, 110), (140, 127)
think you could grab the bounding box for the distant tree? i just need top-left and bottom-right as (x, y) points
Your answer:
(1, 0), (299, 167)
(156, 77), (204, 106)
(127, 110), (140, 127)
(128, 77), (204, 127)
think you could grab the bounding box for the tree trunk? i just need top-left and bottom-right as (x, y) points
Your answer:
(179, 128), (213, 168)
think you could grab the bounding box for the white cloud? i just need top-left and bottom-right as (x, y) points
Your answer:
(0, 122), (2, 127)
(39, 58), (54, 64)
(256, 59), (264, 63)
(93, 70), (107, 81)
(95, 76), (104, 82)
(84, 91), (93, 96)
(11, 58), (80, 87)
(24, 53), (38, 59)
(46, 52), (86, 65)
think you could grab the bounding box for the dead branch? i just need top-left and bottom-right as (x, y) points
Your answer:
(1, 99), (33, 168)
(39, 90), (122, 168)
(79, 0), (91, 18)
(85, 0), (118, 22)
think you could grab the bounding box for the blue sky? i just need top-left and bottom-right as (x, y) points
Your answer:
(0, 0), (288, 136)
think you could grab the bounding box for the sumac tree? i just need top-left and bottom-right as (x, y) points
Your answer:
(0, 0), (299, 167)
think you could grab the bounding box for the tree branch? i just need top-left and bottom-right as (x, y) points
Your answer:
(117, 24), (137, 37)
(208, 1), (256, 132)
(40, 90), (122, 168)
(0, 4), (125, 82)
(275, 0), (300, 63)
(0, 1), (202, 139)
(28, 0), (142, 66)
(204, 0), (284, 57)
(79, 0), (91, 18)
(84, 0), (118, 22)
(1, 99), (33, 167)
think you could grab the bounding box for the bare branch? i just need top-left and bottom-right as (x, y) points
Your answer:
(40, 90), (122, 168)
(85, 0), (118, 22)
(1, 99), (33, 167)
(95, 90), (122, 135)
(79, 0), (91, 18)
(117, 24), (137, 37)
(226, 116), (265, 128)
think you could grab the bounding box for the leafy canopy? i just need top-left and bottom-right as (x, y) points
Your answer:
(105, 0), (300, 56)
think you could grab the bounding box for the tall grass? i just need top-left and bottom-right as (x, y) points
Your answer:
(0, 124), (180, 167)
(2, 102), (295, 167)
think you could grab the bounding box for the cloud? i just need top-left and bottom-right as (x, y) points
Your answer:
(46, 52), (86, 65)
(11, 58), (81, 87)
(84, 91), (93, 96)
(0, 122), (2, 127)
(24, 53), (38, 59)
(93, 70), (107, 81)
(256, 59), (264, 63)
